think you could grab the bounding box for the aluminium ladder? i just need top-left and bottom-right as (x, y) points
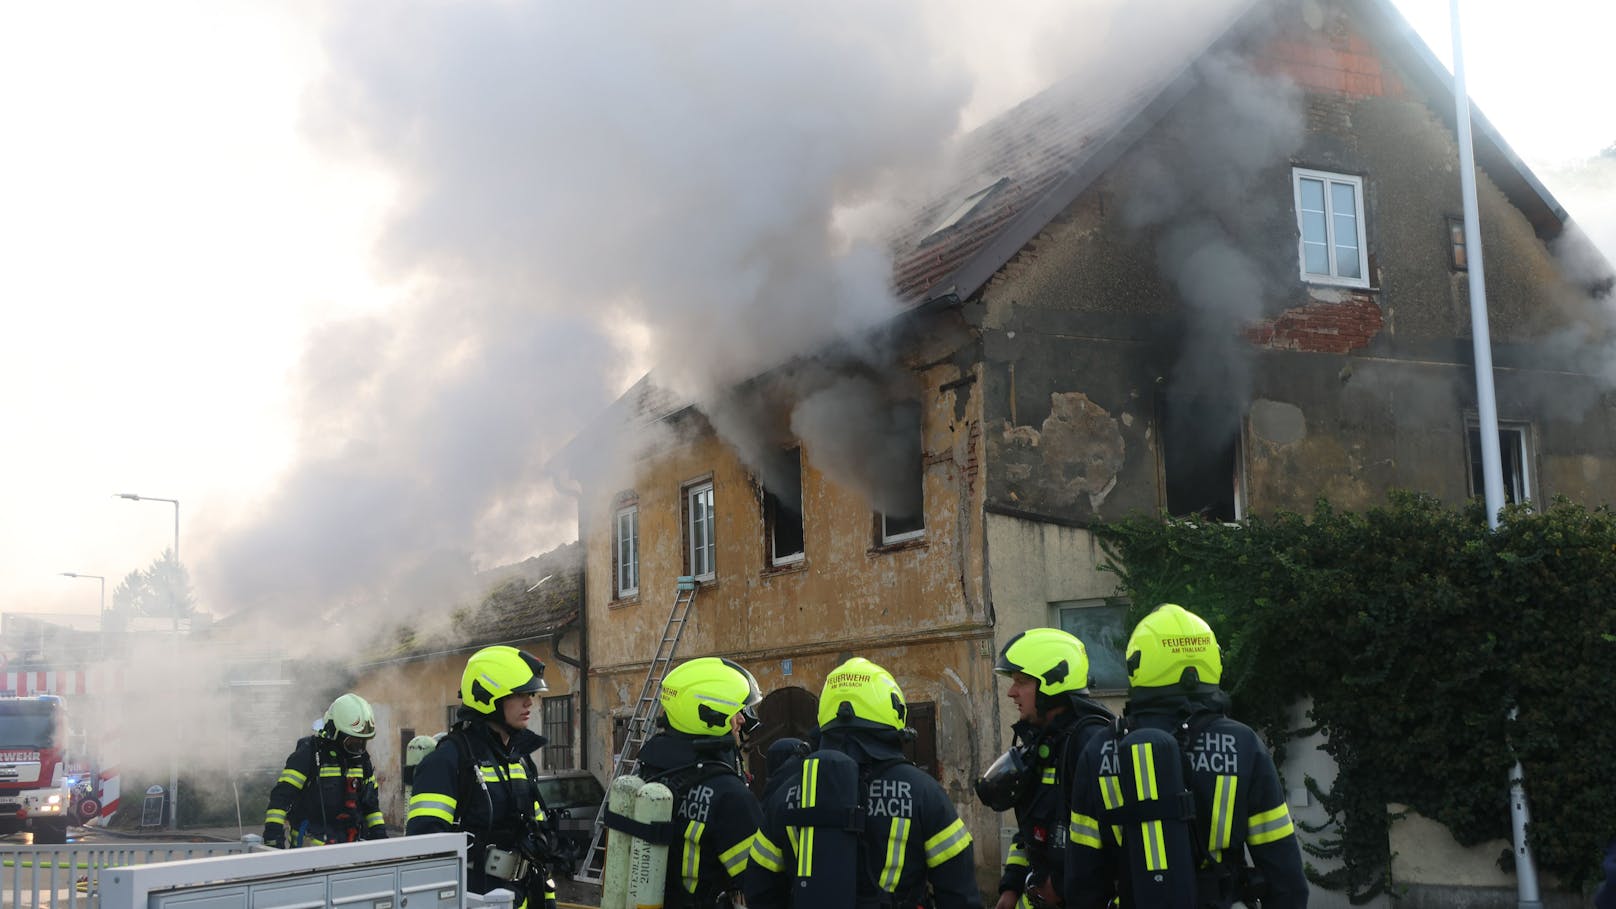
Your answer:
(573, 575), (699, 884)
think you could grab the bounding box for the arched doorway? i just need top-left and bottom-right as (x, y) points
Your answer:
(745, 685), (818, 799)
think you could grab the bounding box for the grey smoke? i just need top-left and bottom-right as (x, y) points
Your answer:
(1118, 53), (1306, 448)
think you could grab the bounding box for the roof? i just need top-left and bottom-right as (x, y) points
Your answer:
(893, 0), (1585, 311)
(561, 0), (1597, 463)
(367, 541), (582, 665)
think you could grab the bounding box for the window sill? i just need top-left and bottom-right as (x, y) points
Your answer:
(761, 559), (807, 579)
(608, 595), (640, 610)
(869, 536), (928, 556)
(1301, 275), (1375, 292)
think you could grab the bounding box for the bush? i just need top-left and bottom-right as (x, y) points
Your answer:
(1094, 492), (1616, 900)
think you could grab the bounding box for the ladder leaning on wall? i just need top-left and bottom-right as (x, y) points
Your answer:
(572, 575), (699, 885)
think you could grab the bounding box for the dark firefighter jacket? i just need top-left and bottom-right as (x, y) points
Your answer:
(405, 713), (559, 908)
(263, 734), (387, 846)
(635, 731), (763, 909)
(999, 700), (1114, 902)
(1063, 690), (1308, 909)
(745, 727), (982, 909)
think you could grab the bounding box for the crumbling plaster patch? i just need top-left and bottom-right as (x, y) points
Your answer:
(1001, 391), (1126, 511)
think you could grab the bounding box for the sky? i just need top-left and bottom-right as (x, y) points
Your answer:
(1, 0), (1611, 627)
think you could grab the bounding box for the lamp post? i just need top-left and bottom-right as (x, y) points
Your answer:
(114, 491), (182, 831)
(58, 572), (106, 630)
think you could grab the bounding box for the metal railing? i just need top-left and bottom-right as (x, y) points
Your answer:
(2, 841), (250, 908)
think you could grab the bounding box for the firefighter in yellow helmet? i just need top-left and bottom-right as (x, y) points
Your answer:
(980, 628), (1115, 909)
(263, 692), (387, 847)
(746, 657), (982, 908)
(406, 646), (562, 909)
(1064, 604), (1308, 908)
(631, 656), (764, 909)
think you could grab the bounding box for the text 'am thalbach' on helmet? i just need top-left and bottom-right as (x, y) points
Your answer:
(323, 693), (377, 739)
(818, 657), (908, 731)
(1126, 603), (1223, 689)
(659, 657), (763, 736)
(461, 646), (548, 715)
(995, 627), (1092, 699)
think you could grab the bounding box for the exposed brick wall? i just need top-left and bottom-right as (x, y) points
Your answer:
(1245, 295), (1384, 353)
(1255, 14), (1406, 99)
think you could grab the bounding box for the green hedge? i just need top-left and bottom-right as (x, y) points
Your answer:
(1093, 492), (1616, 900)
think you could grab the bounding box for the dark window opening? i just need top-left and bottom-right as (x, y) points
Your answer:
(744, 686), (820, 799)
(902, 701), (940, 780)
(763, 448), (805, 566)
(1162, 395), (1242, 522)
(1467, 424), (1529, 504)
(542, 695), (575, 769)
(877, 402), (926, 543)
(398, 727), (415, 779)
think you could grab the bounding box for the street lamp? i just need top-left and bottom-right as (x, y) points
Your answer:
(113, 491), (182, 831)
(114, 493), (179, 564)
(58, 572), (106, 630)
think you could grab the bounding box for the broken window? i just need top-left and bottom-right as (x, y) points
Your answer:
(763, 447), (805, 567)
(1161, 395), (1243, 522)
(1466, 421), (1531, 504)
(614, 503), (639, 598)
(878, 404), (926, 545)
(685, 480), (717, 579)
(1294, 167), (1369, 287)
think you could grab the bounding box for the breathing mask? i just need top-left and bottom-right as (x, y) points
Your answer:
(975, 746), (1033, 811)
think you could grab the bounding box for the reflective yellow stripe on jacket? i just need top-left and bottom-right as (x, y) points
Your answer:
(1208, 774), (1238, 859)
(923, 818), (971, 868)
(1130, 740), (1167, 872)
(264, 807), (288, 828)
(407, 791), (458, 825)
(682, 820), (706, 893)
(1247, 802), (1295, 845)
(750, 830), (786, 873)
(276, 768), (307, 789)
(1068, 808), (1102, 850)
(879, 818), (910, 890)
(720, 833), (752, 878)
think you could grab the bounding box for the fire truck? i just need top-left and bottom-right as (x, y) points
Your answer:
(0, 694), (75, 842)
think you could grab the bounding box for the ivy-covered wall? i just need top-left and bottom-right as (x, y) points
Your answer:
(1094, 493), (1616, 900)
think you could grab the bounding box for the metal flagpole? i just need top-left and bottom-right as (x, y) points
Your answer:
(1449, 2), (1539, 906)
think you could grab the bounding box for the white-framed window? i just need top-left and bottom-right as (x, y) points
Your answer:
(1293, 167), (1368, 287)
(1053, 599), (1132, 693)
(1466, 420), (1532, 505)
(614, 504), (639, 598)
(685, 481), (716, 580)
(764, 448), (805, 567)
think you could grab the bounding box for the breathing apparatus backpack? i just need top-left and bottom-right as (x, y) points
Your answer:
(779, 746), (919, 909)
(1100, 712), (1245, 909)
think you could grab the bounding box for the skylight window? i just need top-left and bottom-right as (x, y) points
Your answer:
(923, 177), (1007, 242)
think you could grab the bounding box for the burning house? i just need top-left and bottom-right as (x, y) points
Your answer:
(556, 0), (1614, 900)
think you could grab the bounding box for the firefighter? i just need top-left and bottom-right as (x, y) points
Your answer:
(746, 657), (982, 909)
(1063, 604), (1308, 908)
(263, 692), (388, 847)
(980, 629), (1115, 909)
(406, 646), (563, 909)
(632, 656), (765, 909)
(403, 733), (439, 793)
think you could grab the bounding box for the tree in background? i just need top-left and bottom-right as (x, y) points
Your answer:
(109, 549), (195, 625)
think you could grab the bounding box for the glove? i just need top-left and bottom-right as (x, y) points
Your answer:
(366, 825), (390, 840)
(262, 828), (285, 849)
